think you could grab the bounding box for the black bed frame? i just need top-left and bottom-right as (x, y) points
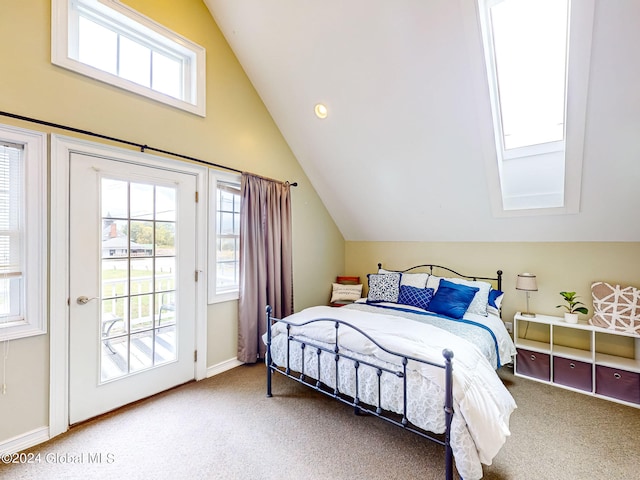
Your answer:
(265, 264), (503, 480)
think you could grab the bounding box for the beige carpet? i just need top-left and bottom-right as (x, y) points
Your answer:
(1, 364), (638, 480)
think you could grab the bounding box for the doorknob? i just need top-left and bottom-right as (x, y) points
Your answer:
(77, 296), (99, 305)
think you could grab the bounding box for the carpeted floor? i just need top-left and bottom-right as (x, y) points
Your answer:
(1, 364), (638, 480)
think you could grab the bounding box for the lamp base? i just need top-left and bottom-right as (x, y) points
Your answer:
(520, 312), (536, 318)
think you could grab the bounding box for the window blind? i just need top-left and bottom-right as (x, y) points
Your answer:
(0, 143), (23, 322)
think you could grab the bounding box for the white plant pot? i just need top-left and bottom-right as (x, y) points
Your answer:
(564, 312), (579, 324)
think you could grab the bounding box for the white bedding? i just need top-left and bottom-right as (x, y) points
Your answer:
(266, 305), (517, 480)
(349, 300), (516, 369)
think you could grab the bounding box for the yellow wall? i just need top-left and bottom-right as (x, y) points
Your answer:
(0, 0), (344, 445)
(346, 241), (640, 325)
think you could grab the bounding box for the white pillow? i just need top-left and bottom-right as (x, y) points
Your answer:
(445, 278), (492, 316)
(331, 283), (363, 303)
(379, 268), (429, 288)
(401, 273), (429, 288)
(426, 275), (443, 291)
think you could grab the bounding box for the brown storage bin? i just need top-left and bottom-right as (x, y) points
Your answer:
(553, 357), (592, 392)
(595, 365), (640, 404)
(516, 348), (550, 381)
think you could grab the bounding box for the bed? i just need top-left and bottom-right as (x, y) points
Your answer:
(264, 263), (517, 480)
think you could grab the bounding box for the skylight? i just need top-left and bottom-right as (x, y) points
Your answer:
(475, 0), (595, 217)
(489, 0), (568, 151)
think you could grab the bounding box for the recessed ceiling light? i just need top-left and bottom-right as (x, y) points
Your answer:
(314, 103), (328, 119)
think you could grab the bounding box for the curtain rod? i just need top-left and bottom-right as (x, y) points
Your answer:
(0, 110), (298, 187)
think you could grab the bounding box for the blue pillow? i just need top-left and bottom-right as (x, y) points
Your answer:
(367, 273), (401, 303)
(488, 289), (504, 309)
(398, 286), (435, 311)
(428, 279), (479, 319)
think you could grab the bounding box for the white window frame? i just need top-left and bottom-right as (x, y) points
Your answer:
(208, 170), (241, 304)
(468, 0), (595, 217)
(0, 125), (47, 341)
(51, 0), (206, 117)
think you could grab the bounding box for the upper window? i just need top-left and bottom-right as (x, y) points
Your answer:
(51, 0), (206, 117)
(477, 0), (593, 214)
(208, 171), (241, 303)
(0, 125), (47, 341)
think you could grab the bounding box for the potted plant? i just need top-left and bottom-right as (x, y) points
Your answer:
(556, 291), (589, 324)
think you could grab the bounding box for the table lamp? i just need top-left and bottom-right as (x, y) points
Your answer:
(516, 273), (537, 318)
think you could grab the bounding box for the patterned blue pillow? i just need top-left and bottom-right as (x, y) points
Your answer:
(398, 285), (435, 311)
(427, 279), (479, 319)
(367, 273), (401, 303)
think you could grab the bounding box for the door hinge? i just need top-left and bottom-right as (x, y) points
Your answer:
(195, 191), (199, 203)
(194, 350), (198, 362)
(195, 270), (199, 282)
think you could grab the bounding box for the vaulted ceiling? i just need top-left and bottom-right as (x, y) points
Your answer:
(204, 0), (640, 242)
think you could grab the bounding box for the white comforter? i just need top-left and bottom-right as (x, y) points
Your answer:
(267, 305), (517, 480)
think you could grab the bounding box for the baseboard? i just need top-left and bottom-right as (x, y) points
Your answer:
(206, 357), (243, 378)
(0, 426), (50, 455)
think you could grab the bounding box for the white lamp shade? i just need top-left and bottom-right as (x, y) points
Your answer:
(516, 273), (538, 291)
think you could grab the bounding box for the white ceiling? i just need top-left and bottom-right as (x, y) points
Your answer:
(204, 0), (640, 242)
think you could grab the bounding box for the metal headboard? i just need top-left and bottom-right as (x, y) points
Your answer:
(377, 263), (503, 291)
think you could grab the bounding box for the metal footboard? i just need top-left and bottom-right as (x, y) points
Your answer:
(265, 305), (456, 480)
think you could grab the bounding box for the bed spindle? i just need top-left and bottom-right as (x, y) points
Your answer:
(353, 361), (361, 415)
(265, 305), (272, 398)
(316, 348), (322, 388)
(443, 349), (454, 480)
(286, 324), (291, 375)
(402, 357), (409, 426)
(376, 368), (383, 414)
(300, 343), (306, 381)
(334, 322), (340, 395)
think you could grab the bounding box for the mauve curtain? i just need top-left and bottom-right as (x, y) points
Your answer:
(237, 173), (293, 363)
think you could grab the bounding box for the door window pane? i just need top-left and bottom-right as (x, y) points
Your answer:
(155, 222), (175, 256)
(102, 179), (128, 218)
(155, 325), (176, 365)
(102, 219), (128, 258)
(129, 331), (154, 372)
(155, 186), (176, 221)
(130, 220), (154, 256)
(100, 178), (178, 382)
(156, 293), (175, 328)
(130, 294), (153, 332)
(102, 259), (128, 297)
(130, 258), (153, 294)
(155, 257), (175, 292)
(102, 298), (127, 338)
(130, 182), (154, 220)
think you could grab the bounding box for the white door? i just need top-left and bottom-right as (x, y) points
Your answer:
(69, 152), (197, 424)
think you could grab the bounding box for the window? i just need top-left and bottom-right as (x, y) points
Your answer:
(0, 125), (47, 341)
(489, 0), (568, 152)
(51, 0), (206, 116)
(477, 0), (594, 214)
(208, 171), (241, 303)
